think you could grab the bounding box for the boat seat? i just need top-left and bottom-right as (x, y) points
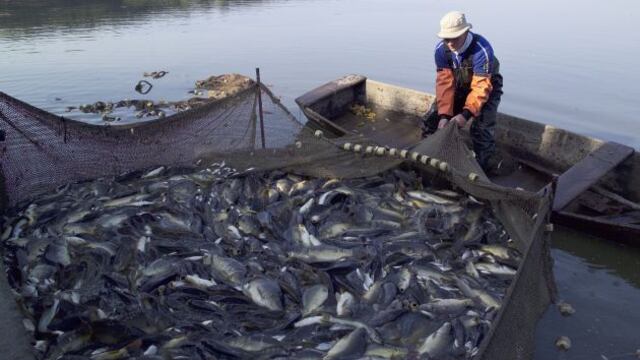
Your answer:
(553, 141), (634, 211)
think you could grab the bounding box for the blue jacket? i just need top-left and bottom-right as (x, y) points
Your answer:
(434, 32), (500, 119)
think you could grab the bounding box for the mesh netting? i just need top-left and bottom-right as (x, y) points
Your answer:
(0, 84), (303, 209)
(0, 77), (556, 360)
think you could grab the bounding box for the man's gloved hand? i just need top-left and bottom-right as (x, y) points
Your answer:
(437, 118), (449, 129)
(451, 114), (467, 127)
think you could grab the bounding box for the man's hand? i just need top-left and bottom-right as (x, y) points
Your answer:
(437, 118), (449, 129)
(451, 114), (467, 127)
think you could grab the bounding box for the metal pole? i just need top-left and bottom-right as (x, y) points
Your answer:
(256, 68), (266, 149)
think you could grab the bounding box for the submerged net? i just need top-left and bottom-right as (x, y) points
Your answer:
(0, 76), (556, 360)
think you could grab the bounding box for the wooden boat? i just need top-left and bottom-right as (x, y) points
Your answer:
(295, 75), (640, 245)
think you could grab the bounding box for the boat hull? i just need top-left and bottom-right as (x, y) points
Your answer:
(296, 75), (640, 245)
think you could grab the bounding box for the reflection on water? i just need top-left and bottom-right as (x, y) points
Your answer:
(1, 0), (293, 124)
(0, 0), (267, 35)
(552, 226), (640, 288)
(534, 226), (640, 360)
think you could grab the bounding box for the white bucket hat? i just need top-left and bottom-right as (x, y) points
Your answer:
(437, 11), (472, 39)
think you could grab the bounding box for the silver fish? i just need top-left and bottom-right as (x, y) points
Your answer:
(479, 244), (516, 260)
(324, 315), (381, 344)
(419, 298), (474, 314)
(288, 245), (354, 264)
(417, 321), (452, 357)
(317, 187), (353, 206)
(289, 180), (314, 196)
(37, 298), (60, 333)
(455, 277), (501, 310)
(45, 239), (71, 267)
(474, 262), (517, 278)
(290, 224), (322, 247)
(142, 166), (165, 179)
(406, 190), (454, 205)
(302, 284), (329, 315)
(207, 254), (247, 288)
(184, 274), (217, 289)
(103, 194), (150, 208)
(243, 277), (283, 311)
(364, 344), (408, 359)
(227, 334), (281, 352)
(325, 327), (367, 360)
(299, 198), (314, 216)
(336, 291), (356, 317)
(319, 222), (351, 239)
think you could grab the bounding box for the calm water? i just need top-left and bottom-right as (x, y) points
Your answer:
(2, 0), (640, 358)
(2, 0), (640, 146)
(536, 227), (640, 360)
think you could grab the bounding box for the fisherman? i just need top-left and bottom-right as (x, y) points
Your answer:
(422, 11), (503, 172)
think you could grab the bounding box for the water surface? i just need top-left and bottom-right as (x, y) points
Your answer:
(1, 0), (639, 146)
(535, 227), (640, 359)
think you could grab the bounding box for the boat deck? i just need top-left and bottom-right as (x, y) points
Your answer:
(490, 157), (550, 191)
(330, 107), (553, 192)
(329, 106), (423, 149)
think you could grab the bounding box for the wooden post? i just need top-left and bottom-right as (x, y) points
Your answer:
(256, 68), (266, 149)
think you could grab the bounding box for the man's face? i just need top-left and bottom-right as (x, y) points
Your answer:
(443, 33), (466, 52)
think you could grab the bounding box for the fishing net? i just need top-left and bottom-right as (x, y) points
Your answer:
(0, 75), (556, 360)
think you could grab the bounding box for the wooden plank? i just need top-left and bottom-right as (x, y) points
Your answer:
(592, 186), (640, 211)
(553, 210), (640, 246)
(576, 190), (613, 214)
(553, 141), (634, 211)
(515, 156), (559, 177)
(302, 107), (350, 136)
(517, 156), (640, 212)
(295, 75), (366, 108)
(597, 211), (640, 224)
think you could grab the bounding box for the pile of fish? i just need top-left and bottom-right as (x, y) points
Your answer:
(1, 162), (520, 359)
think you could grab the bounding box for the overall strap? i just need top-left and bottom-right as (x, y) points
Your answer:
(443, 33), (478, 68)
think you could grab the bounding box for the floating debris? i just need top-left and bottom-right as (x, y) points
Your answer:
(555, 336), (572, 351)
(557, 301), (575, 316)
(195, 73), (255, 100)
(66, 74), (255, 122)
(350, 104), (376, 121)
(101, 114), (120, 122)
(2, 162), (519, 359)
(134, 80), (153, 94)
(78, 100), (114, 114)
(143, 70), (169, 79)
